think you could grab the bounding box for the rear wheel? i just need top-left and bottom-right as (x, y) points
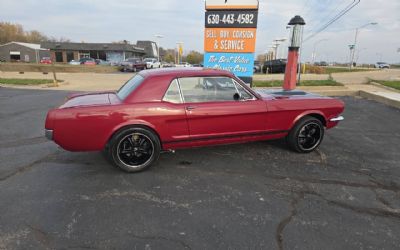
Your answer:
(286, 116), (324, 153)
(105, 127), (161, 172)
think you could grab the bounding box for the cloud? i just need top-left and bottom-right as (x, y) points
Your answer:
(0, 0), (399, 63)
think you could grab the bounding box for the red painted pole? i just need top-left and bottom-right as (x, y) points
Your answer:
(283, 48), (299, 91)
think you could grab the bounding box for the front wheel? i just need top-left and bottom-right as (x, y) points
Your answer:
(105, 127), (161, 172)
(286, 116), (324, 153)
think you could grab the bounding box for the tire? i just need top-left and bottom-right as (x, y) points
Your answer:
(286, 116), (325, 153)
(105, 127), (161, 173)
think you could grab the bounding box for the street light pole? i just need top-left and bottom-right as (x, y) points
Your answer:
(312, 39), (328, 65)
(350, 22), (377, 69)
(155, 35), (164, 62)
(273, 38), (287, 59)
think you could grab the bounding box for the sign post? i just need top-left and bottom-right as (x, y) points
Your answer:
(204, 0), (259, 87)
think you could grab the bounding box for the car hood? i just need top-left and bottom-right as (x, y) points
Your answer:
(60, 92), (120, 109)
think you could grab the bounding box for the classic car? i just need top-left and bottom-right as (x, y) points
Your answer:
(45, 68), (344, 173)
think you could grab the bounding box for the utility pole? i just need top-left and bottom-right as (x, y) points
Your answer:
(350, 22), (377, 69)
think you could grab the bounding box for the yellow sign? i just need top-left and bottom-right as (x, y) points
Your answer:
(178, 44), (183, 56)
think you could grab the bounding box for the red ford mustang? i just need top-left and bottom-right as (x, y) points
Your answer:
(45, 68), (344, 172)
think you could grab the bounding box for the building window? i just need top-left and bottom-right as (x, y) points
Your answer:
(66, 52), (74, 62)
(79, 51), (90, 59)
(55, 52), (63, 62)
(10, 51), (21, 62)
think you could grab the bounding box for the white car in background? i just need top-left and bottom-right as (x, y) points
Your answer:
(374, 62), (390, 69)
(68, 60), (80, 65)
(144, 58), (161, 69)
(175, 62), (192, 68)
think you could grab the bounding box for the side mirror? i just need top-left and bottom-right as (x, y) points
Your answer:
(233, 93), (241, 101)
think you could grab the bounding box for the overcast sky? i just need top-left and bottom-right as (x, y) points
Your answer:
(1, 0), (399, 63)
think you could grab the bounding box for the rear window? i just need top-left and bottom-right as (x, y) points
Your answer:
(117, 75), (145, 100)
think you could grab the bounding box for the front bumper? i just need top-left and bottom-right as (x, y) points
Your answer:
(330, 116), (344, 122)
(45, 129), (53, 140)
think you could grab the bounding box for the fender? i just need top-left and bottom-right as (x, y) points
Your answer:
(290, 110), (327, 129)
(104, 119), (160, 148)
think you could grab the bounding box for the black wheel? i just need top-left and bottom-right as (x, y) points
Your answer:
(105, 127), (161, 172)
(286, 116), (324, 153)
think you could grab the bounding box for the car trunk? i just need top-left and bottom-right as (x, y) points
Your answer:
(60, 92), (119, 109)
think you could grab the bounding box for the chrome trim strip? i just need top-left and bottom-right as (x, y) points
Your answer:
(330, 116), (344, 122)
(45, 129), (53, 140)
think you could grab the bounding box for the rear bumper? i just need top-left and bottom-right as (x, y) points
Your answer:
(45, 129), (53, 141)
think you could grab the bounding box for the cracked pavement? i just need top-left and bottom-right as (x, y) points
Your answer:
(0, 87), (399, 249)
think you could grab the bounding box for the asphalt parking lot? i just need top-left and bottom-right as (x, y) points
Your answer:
(0, 87), (399, 250)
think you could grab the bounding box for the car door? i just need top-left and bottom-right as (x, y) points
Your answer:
(161, 79), (191, 144)
(178, 76), (267, 141)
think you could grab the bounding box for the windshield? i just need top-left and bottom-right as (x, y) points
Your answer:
(117, 74), (145, 100)
(144, 58), (153, 62)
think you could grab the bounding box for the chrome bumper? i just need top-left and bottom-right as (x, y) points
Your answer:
(330, 116), (344, 122)
(45, 129), (53, 140)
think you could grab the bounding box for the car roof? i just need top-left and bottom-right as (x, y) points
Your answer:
(139, 67), (235, 78)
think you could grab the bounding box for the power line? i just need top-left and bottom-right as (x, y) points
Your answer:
(304, 0), (336, 27)
(304, 0), (361, 43)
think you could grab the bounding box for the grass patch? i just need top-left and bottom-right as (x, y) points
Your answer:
(323, 67), (374, 74)
(253, 79), (343, 88)
(374, 80), (400, 90)
(0, 78), (63, 85)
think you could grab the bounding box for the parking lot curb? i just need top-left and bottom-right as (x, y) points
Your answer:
(369, 81), (400, 94)
(359, 90), (400, 109)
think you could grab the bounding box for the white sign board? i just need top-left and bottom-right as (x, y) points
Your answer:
(206, 0), (259, 9)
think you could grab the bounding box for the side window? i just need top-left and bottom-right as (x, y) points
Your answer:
(178, 77), (205, 103)
(179, 77), (246, 103)
(163, 79), (182, 104)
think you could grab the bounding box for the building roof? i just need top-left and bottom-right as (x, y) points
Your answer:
(41, 42), (145, 53)
(0, 41), (47, 50)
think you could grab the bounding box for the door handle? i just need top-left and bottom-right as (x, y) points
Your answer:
(186, 106), (196, 111)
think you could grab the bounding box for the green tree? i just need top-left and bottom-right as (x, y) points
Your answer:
(256, 54), (267, 63)
(185, 51), (204, 64)
(0, 22), (68, 44)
